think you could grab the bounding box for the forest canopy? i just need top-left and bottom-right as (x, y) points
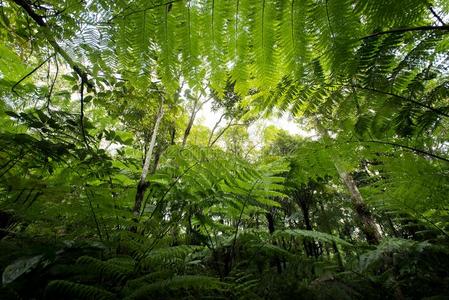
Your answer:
(0, 0), (449, 299)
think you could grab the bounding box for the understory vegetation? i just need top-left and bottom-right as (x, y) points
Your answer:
(1, 0), (449, 299)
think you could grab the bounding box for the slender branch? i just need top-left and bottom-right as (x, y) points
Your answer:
(148, 161), (201, 221)
(230, 179), (261, 260)
(79, 79), (90, 149)
(182, 96), (200, 146)
(12, 0), (93, 89)
(86, 190), (103, 241)
(357, 140), (449, 163)
(353, 85), (449, 118)
(428, 5), (446, 26)
(46, 55), (58, 113)
(362, 24), (449, 39)
(11, 55), (53, 95)
(208, 112), (225, 146)
(209, 122), (247, 147)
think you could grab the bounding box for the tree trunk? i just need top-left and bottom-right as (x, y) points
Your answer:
(208, 113), (225, 146)
(170, 125), (176, 145)
(266, 211), (282, 273)
(266, 212), (275, 234)
(133, 100), (164, 218)
(294, 189), (320, 257)
(336, 166), (381, 245)
(315, 119), (381, 245)
(318, 201), (344, 270)
(182, 97), (200, 146)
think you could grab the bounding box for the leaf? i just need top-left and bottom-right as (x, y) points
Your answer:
(83, 95), (93, 103)
(2, 255), (44, 284)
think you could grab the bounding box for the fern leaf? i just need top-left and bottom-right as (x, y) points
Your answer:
(124, 275), (225, 300)
(274, 229), (352, 247)
(45, 280), (116, 300)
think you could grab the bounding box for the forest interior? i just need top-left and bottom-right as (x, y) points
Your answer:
(1, 0), (449, 299)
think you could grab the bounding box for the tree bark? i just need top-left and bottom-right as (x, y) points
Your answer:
(182, 97), (200, 146)
(318, 201), (344, 270)
(208, 112), (225, 146)
(336, 165), (381, 245)
(266, 211), (282, 273)
(315, 119), (381, 245)
(294, 189), (319, 257)
(133, 99), (164, 218)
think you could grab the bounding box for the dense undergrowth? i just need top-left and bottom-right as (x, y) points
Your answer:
(1, 0), (449, 299)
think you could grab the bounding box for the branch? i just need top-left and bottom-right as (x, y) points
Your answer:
(11, 54), (53, 95)
(79, 79), (90, 149)
(12, 0), (93, 89)
(353, 85), (449, 118)
(208, 112), (225, 146)
(230, 179), (261, 260)
(209, 122), (247, 147)
(46, 55), (59, 113)
(362, 25), (449, 39)
(428, 6), (446, 26)
(357, 140), (449, 163)
(148, 160), (201, 221)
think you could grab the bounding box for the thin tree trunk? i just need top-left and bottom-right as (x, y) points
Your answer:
(295, 190), (319, 257)
(318, 201), (344, 269)
(209, 121), (247, 147)
(133, 99), (164, 218)
(335, 164), (381, 245)
(315, 119), (381, 245)
(208, 112), (226, 146)
(150, 145), (163, 174)
(182, 97), (200, 146)
(266, 211), (282, 273)
(169, 125), (176, 145)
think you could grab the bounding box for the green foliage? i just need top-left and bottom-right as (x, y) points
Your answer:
(124, 275), (226, 300)
(0, 0), (448, 299)
(45, 280), (116, 300)
(274, 229), (352, 247)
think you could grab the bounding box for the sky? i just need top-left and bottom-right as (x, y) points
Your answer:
(195, 99), (317, 146)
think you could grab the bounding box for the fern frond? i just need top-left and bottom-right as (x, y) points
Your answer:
(124, 275), (225, 300)
(45, 280), (116, 300)
(358, 238), (432, 271)
(76, 255), (134, 282)
(139, 245), (205, 269)
(274, 229), (352, 247)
